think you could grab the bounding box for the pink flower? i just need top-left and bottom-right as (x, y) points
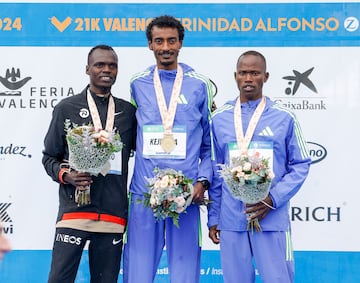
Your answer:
(175, 196), (186, 213)
(174, 196), (186, 209)
(167, 194), (175, 202)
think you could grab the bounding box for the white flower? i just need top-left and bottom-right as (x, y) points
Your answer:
(168, 176), (177, 187)
(174, 196), (186, 208)
(150, 195), (157, 206)
(154, 180), (161, 190)
(236, 171), (245, 179)
(91, 129), (109, 139)
(159, 175), (170, 188)
(231, 165), (242, 174)
(243, 162), (252, 172)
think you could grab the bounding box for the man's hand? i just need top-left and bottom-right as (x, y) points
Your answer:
(208, 225), (220, 244)
(192, 181), (206, 204)
(63, 170), (93, 189)
(245, 195), (274, 221)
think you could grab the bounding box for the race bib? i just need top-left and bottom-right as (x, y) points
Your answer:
(143, 125), (187, 159)
(108, 151), (122, 175)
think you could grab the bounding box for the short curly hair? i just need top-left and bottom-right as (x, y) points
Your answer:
(146, 15), (185, 42)
(87, 45), (116, 64)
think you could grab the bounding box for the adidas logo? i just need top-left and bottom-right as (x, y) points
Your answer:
(259, 126), (274, 136)
(178, 94), (188, 104)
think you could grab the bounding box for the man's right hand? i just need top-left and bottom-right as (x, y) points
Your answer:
(63, 171), (93, 188)
(208, 225), (220, 244)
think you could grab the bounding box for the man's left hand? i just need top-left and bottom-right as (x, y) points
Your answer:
(245, 195), (274, 221)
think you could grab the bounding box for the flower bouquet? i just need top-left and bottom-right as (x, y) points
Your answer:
(64, 119), (123, 206)
(142, 167), (193, 228)
(219, 152), (274, 232)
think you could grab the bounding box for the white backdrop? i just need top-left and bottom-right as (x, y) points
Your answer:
(1, 46), (359, 251)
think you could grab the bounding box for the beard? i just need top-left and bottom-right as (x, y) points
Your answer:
(160, 60), (174, 67)
(155, 50), (179, 69)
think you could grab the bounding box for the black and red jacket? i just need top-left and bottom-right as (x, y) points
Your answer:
(42, 86), (137, 226)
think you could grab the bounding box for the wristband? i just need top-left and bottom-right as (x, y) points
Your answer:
(58, 168), (69, 184)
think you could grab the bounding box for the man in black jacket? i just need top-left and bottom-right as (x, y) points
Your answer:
(42, 44), (136, 283)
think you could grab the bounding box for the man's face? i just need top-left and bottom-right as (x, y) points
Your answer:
(86, 48), (118, 95)
(148, 26), (182, 70)
(234, 54), (269, 102)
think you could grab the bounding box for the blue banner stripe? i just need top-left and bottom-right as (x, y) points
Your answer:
(0, 3), (359, 47)
(0, 250), (359, 282)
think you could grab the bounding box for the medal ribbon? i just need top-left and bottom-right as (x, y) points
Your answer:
(87, 89), (115, 132)
(234, 96), (266, 154)
(153, 65), (183, 134)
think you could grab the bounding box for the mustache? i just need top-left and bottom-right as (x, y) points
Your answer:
(159, 51), (174, 55)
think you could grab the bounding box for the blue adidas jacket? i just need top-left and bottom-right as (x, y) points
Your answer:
(208, 96), (311, 231)
(129, 63), (214, 194)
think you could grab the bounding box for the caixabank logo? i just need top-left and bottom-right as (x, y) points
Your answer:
(0, 203), (13, 235)
(274, 66), (326, 111)
(0, 66), (75, 110)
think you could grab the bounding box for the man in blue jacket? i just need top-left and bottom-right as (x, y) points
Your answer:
(208, 50), (311, 283)
(123, 15), (214, 283)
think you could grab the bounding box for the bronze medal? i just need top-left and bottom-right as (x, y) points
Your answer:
(161, 133), (176, 153)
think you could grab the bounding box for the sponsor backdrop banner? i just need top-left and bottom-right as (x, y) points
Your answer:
(0, 1), (359, 282)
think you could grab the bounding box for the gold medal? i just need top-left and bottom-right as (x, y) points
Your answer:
(153, 65), (183, 154)
(161, 133), (176, 153)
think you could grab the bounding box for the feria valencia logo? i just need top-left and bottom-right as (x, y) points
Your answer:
(307, 142), (327, 164)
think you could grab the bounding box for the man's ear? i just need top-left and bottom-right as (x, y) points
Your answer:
(86, 65), (89, 75)
(264, 72), (269, 82)
(148, 41), (153, 50)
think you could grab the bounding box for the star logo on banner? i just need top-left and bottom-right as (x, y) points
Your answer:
(282, 67), (318, 96)
(50, 16), (72, 32)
